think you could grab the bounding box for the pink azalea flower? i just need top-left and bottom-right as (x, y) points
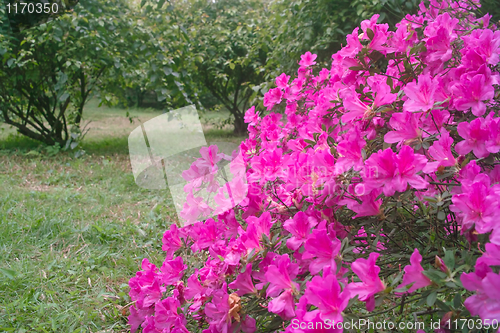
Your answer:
(423, 128), (457, 173)
(264, 254), (300, 297)
(317, 68), (330, 83)
(229, 263), (256, 296)
(363, 146), (428, 196)
(368, 74), (397, 107)
(283, 211), (318, 250)
(384, 111), (422, 145)
(190, 218), (222, 252)
(450, 174), (498, 234)
(424, 16), (457, 63)
(389, 21), (416, 53)
(490, 227), (500, 246)
(335, 124), (366, 173)
(268, 289), (296, 320)
(252, 252), (277, 285)
(346, 253), (386, 311)
(249, 149), (284, 183)
(338, 27), (363, 58)
(340, 86), (371, 123)
(304, 268), (351, 324)
(426, 22), (452, 62)
(340, 187), (383, 218)
(303, 228), (342, 275)
(360, 15), (390, 52)
(154, 296), (185, 331)
(179, 192), (212, 225)
(197, 145), (225, 175)
(275, 73), (291, 89)
(199, 258), (229, 289)
(204, 284), (231, 333)
(244, 106), (260, 125)
(218, 210), (241, 240)
(222, 238), (247, 266)
(141, 315), (159, 333)
(129, 259), (163, 309)
(297, 66), (310, 79)
(461, 263), (500, 324)
(162, 224), (184, 260)
(476, 243), (500, 266)
(129, 305), (153, 333)
(241, 315), (257, 333)
(248, 211), (274, 237)
(299, 51), (317, 67)
(214, 176), (249, 215)
(453, 74), (495, 116)
(459, 159), (481, 182)
(240, 223), (264, 251)
(403, 74), (441, 112)
(486, 115), (500, 154)
(397, 249), (432, 293)
(462, 29), (500, 66)
(421, 109), (450, 135)
(161, 256), (186, 286)
(170, 317), (190, 333)
(285, 297), (341, 332)
(263, 87), (284, 110)
(184, 273), (208, 313)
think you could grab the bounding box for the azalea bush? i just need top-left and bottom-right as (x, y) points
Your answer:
(128, 0), (500, 332)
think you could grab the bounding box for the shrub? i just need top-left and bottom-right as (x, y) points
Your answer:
(128, 0), (500, 332)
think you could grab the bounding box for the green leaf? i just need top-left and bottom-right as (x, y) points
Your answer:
(435, 299), (451, 312)
(391, 271), (404, 287)
(0, 268), (18, 280)
(423, 269), (446, 284)
(453, 292), (462, 308)
(444, 249), (455, 270)
(427, 291), (437, 306)
(59, 92), (70, 102)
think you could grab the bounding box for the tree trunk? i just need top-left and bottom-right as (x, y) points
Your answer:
(233, 113), (247, 135)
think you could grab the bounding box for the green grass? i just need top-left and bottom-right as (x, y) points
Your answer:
(0, 102), (246, 332)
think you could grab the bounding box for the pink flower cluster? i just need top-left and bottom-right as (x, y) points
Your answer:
(128, 0), (500, 331)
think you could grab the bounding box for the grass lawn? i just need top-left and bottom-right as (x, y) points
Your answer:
(0, 102), (246, 332)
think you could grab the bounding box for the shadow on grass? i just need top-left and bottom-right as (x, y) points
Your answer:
(82, 137), (130, 155)
(204, 128), (247, 144)
(83, 129), (247, 155)
(0, 134), (130, 157)
(0, 134), (42, 153)
(0, 128), (247, 157)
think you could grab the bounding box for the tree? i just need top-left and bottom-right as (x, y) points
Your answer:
(0, 0), (196, 146)
(266, 0), (419, 77)
(102, 0), (198, 111)
(3, 0), (79, 32)
(181, 0), (272, 135)
(0, 0), (128, 145)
